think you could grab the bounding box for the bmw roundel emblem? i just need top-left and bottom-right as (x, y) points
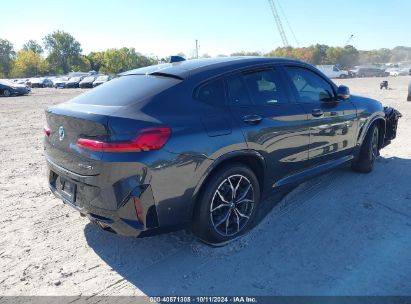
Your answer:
(58, 126), (65, 141)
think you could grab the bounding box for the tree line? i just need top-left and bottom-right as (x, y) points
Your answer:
(232, 45), (411, 68)
(1, 30), (411, 78)
(0, 31), (157, 78)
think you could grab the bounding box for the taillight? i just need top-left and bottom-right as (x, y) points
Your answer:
(44, 126), (51, 137)
(77, 127), (171, 153)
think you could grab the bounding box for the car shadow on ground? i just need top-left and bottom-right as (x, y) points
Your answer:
(84, 156), (411, 296)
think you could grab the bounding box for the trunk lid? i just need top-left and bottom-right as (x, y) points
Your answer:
(44, 74), (181, 175)
(45, 103), (117, 175)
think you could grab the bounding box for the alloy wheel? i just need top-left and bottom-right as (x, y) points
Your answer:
(209, 174), (254, 237)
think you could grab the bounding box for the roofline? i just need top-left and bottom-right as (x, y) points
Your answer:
(119, 57), (310, 80)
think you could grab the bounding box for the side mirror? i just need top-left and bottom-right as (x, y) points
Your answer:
(337, 85), (350, 100)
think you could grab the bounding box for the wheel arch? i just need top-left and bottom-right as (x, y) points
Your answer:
(358, 116), (386, 149)
(189, 150), (266, 220)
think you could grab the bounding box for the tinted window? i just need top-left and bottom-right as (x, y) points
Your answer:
(243, 69), (287, 105)
(196, 78), (226, 106)
(285, 66), (335, 103)
(70, 75), (181, 106)
(226, 74), (251, 106)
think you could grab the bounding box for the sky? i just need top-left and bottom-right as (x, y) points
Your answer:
(2, 0), (411, 58)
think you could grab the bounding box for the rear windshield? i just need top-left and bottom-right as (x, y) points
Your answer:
(69, 75), (181, 106)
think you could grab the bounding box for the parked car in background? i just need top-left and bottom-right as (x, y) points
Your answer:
(357, 67), (388, 77)
(92, 75), (112, 87)
(53, 77), (70, 89)
(79, 76), (97, 88)
(31, 77), (53, 88)
(65, 76), (84, 88)
(398, 68), (411, 76)
(386, 68), (400, 76)
(13, 78), (32, 89)
(43, 57), (401, 244)
(0, 80), (30, 96)
(408, 82), (411, 101)
(316, 65), (349, 78)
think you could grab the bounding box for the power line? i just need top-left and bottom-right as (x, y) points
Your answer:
(268, 0), (289, 47)
(276, 0), (299, 47)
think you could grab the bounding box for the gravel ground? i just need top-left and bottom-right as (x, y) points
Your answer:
(1, 77), (411, 296)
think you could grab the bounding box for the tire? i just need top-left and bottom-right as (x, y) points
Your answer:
(3, 89), (11, 97)
(352, 124), (379, 173)
(340, 74), (347, 79)
(192, 163), (260, 245)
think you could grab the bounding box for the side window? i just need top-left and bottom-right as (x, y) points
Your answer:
(243, 69), (287, 105)
(285, 66), (335, 103)
(196, 78), (226, 106)
(226, 74), (252, 106)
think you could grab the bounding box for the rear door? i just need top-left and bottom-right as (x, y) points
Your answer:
(283, 65), (357, 166)
(227, 66), (311, 183)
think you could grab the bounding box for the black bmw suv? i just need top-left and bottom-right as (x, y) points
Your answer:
(44, 57), (400, 245)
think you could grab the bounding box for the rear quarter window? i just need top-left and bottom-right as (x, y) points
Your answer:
(69, 75), (181, 106)
(195, 78), (226, 106)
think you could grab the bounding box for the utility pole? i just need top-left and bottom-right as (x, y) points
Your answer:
(195, 40), (199, 59)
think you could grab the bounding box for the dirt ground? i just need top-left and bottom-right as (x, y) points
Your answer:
(1, 77), (411, 296)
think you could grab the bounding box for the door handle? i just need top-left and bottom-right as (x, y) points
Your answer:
(330, 111), (338, 116)
(312, 109), (324, 117)
(242, 114), (263, 125)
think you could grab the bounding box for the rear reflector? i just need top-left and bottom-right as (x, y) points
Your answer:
(133, 197), (144, 224)
(44, 126), (51, 137)
(77, 127), (171, 153)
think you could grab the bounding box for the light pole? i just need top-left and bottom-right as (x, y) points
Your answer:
(195, 40), (199, 59)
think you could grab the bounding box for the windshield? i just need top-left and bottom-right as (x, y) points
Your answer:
(54, 77), (69, 82)
(95, 76), (109, 81)
(82, 76), (95, 82)
(70, 77), (81, 82)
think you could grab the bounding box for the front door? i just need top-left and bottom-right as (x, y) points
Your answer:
(226, 67), (311, 184)
(283, 66), (357, 166)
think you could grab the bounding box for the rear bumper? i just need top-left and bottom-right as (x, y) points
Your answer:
(79, 83), (93, 88)
(46, 158), (159, 237)
(65, 83), (79, 88)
